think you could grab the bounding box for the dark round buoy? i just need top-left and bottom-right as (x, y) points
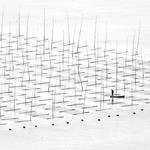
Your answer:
(133, 112), (136, 114)
(66, 121), (69, 124)
(9, 128), (12, 131)
(116, 114), (119, 117)
(108, 115), (110, 117)
(98, 119), (101, 121)
(35, 125), (37, 128)
(81, 119), (84, 122)
(23, 126), (26, 129)
(52, 123), (54, 126)
(141, 109), (144, 111)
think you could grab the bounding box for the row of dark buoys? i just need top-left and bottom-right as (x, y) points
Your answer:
(108, 114), (119, 117)
(8, 108), (144, 131)
(9, 125), (38, 131)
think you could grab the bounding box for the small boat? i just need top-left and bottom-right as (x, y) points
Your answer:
(110, 95), (125, 98)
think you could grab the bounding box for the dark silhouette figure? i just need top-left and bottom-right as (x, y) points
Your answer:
(111, 89), (114, 96)
(111, 89), (114, 104)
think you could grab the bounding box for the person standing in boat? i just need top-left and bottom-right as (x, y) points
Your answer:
(111, 89), (114, 103)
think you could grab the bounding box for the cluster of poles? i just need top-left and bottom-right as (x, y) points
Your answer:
(0, 12), (149, 125)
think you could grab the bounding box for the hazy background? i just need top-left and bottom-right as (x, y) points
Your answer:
(0, 0), (150, 58)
